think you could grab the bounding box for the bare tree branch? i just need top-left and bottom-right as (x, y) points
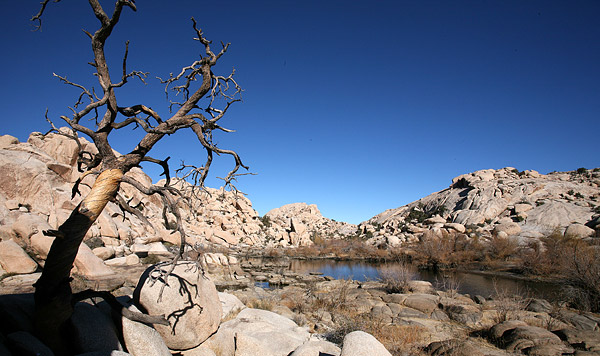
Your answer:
(31, 0), (62, 31)
(32, 3), (250, 349)
(112, 40), (148, 88)
(142, 156), (171, 186)
(73, 289), (168, 326)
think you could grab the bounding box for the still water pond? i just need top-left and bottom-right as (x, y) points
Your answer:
(287, 259), (561, 301)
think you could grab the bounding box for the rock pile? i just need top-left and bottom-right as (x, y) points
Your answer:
(264, 203), (358, 247)
(0, 131), (355, 281)
(0, 261), (399, 356)
(361, 167), (600, 247)
(225, 276), (600, 356)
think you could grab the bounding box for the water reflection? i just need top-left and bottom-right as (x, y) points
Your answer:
(288, 259), (561, 301)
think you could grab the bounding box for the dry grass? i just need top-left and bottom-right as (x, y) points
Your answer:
(279, 280), (429, 355)
(221, 307), (243, 322)
(326, 311), (429, 355)
(241, 296), (276, 311)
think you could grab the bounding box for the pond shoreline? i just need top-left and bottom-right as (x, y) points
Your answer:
(235, 251), (564, 287)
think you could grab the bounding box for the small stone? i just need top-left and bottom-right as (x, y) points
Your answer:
(4, 200), (19, 211)
(340, 331), (392, 356)
(0, 240), (38, 274)
(564, 223), (594, 238)
(92, 246), (115, 260)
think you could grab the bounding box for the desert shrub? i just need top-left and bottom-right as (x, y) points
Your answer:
(140, 254), (161, 265)
(280, 288), (309, 313)
(259, 215), (271, 228)
(378, 263), (416, 293)
(519, 231), (600, 312)
(434, 274), (461, 298)
(557, 241), (600, 312)
(413, 231), (479, 270)
(489, 280), (531, 323)
(264, 247), (282, 258)
(221, 307), (243, 322)
(518, 240), (551, 275)
(406, 207), (428, 223)
(576, 167), (588, 174)
(311, 278), (352, 311)
(84, 237), (104, 249)
(311, 232), (326, 245)
(487, 235), (519, 261)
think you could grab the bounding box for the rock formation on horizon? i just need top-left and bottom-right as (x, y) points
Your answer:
(264, 203), (358, 246)
(1, 130), (599, 279)
(359, 167), (600, 247)
(0, 130), (358, 278)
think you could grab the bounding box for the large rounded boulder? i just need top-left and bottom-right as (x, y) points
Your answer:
(134, 261), (222, 350)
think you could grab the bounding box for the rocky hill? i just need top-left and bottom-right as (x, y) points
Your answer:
(264, 203), (358, 246)
(359, 167), (600, 247)
(0, 131), (354, 257)
(1, 129), (599, 276)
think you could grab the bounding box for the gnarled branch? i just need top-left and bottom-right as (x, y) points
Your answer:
(73, 289), (168, 326)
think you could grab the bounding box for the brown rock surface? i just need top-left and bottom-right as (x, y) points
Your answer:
(0, 240), (38, 274)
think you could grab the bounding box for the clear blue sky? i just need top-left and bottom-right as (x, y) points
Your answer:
(1, 1), (598, 224)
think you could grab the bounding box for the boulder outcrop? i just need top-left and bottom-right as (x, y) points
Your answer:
(361, 167), (600, 247)
(264, 203), (357, 247)
(134, 261), (222, 350)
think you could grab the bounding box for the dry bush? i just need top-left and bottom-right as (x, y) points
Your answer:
(290, 237), (403, 261)
(413, 231), (478, 269)
(221, 307), (243, 322)
(487, 235), (519, 261)
(518, 240), (554, 275)
(434, 274), (461, 298)
(280, 288), (308, 312)
(378, 263), (416, 293)
(264, 247), (283, 258)
(519, 230), (600, 312)
(281, 279), (353, 315)
(369, 324), (429, 356)
(557, 241), (600, 312)
(490, 280), (531, 323)
(309, 278), (353, 312)
(281, 278), (429, 355)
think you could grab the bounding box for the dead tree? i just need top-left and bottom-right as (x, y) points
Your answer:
(31, 1), (247, 353)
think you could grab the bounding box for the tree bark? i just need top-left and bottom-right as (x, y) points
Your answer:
(34, 169), (123, 354)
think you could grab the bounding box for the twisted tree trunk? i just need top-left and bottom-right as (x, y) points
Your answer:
(34, 169), (123, 354)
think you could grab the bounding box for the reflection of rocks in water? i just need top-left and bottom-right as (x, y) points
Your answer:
(240, 257), (331, 289)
